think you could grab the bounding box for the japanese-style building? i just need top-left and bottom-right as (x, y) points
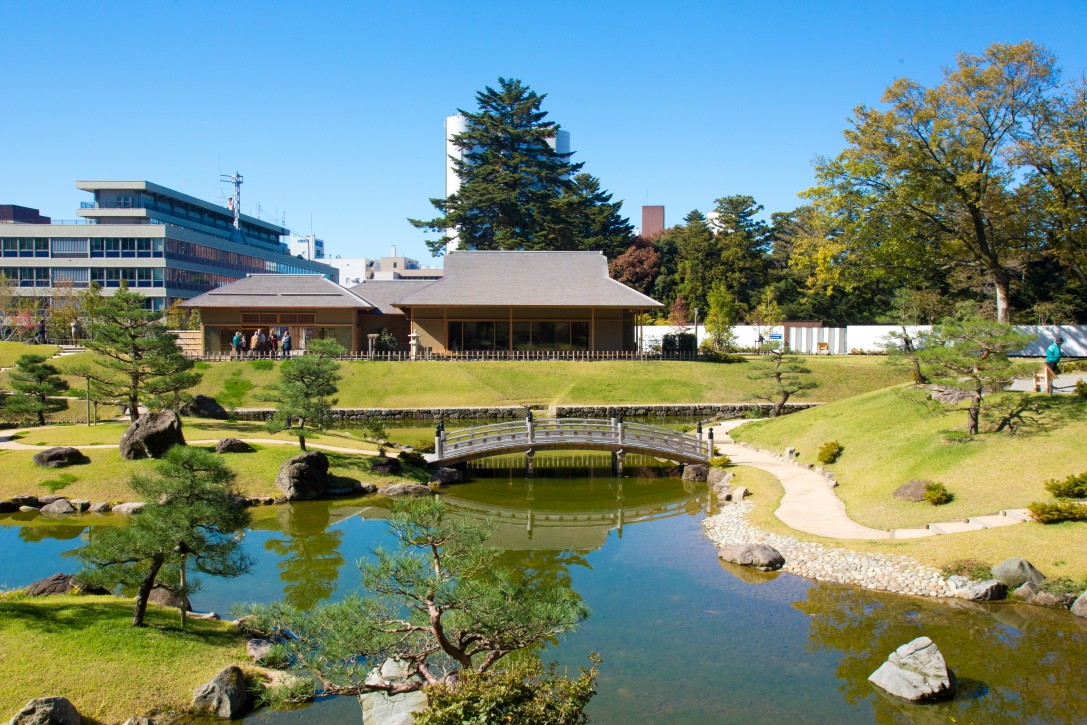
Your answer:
(180, 251), (661, 355)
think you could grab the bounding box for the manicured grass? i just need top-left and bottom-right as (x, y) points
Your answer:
(0, 435), (427, 502)
(731, 386), (1087, 530)
(0, 595), (245, 723)
(0, 341), (61, 369)
(731, 464), (1087, 581)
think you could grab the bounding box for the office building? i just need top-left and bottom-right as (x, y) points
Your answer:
(0, 180), (338, 311)
(287, 233), (325, 260)
(641, 206), (665, 238)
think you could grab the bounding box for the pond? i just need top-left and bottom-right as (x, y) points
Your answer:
(2, 454), (1086, 724)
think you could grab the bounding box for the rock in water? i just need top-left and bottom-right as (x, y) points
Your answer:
(429, 467), (463, 485)
(119, 411), (186, 460)
(192, 665), (249, 718)
(707, 468), (731, 485)
(6, 697), (80, 725)
(111, 502), (146, 515)
(275, 451), (330, 501)
(215, 438), (254, 454)
(180, 394), (229, 420)
(31, 447), (87, 468)
(953, 579), (1007, 602)
(39, 498), (77, 515)
(991, 558), (1046, 588)
(868, 636), (956, 702)
(717, 543), (785, 571)
(1071, 590), (1087, 618)
(681, 464), (709, 482)
(358, 659), (428, 725)
(383, 483), (436, 497)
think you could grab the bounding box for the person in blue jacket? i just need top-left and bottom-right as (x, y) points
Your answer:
(1045, 335), (1064, 376)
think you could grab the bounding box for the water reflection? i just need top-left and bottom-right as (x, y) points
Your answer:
(259, 504), (346, 610)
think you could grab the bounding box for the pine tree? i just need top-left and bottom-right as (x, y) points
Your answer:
(261, 338), (343, 450)
(410, 78), (631, 256)
(4, 354), (69, 425)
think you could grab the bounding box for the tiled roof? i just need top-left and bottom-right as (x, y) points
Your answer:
(392, 251), (662, 308)
(179, 275), (374, 309)
(348, 280), (436, 315)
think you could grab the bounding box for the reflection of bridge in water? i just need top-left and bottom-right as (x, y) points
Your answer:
(425, 417), (712, 472)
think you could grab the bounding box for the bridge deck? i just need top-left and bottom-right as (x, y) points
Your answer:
(425, 418), (711, 467)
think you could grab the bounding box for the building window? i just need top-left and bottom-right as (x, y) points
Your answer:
(451, 319), (590, 351)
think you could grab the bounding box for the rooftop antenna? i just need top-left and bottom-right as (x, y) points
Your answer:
(220, 171), (244, 241)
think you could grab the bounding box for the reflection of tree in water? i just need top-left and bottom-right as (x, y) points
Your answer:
(264, 504), (345, 609)
(19, 523), (87, 543)
(796, 582), (1087, 723)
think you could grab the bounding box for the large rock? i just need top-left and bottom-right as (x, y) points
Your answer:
(717, 543), (785, 571)
(681, 464), (709, 482)
(383, 483), (436, 498)
(6, 697), (80, 725)
(1070, 590), (1087, 618)
(868, 636), (956, 702)
(148, 586), (190, 612)
(892, 480), (930, 502)
(111, 502), (146, 515)
(180, 394), (229, 420)
(707, 467), (731, 485)
(991, 558), (1046, 588)
(0, 500), (17, 514)
(246, 637), (276, 664)
(429, 467), (463, 486)
(192, 665), (249, 719)
(26, 572), (108, 597)
(31, 447), (87, 469)
(952, 578), (1007, 602)
(39, 499), (76, 515)
(326, 480), (377, 497)
(10, 495), (40, 508)
(275, 451), (330, 501)
(371, 457), (402, 475)
(215, 437), (254, 454)
(88, 502), (112, 514)
(358, 659), (428, 725)
(119, 410), (186, 460)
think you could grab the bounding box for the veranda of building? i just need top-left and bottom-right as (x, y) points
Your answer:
(0, 180), (337, 311)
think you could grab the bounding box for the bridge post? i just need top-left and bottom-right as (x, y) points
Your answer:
(525, 448), (535, 476)
(526, 412), (534, 444)
(435, 419), (445, 460)
(707, 428), (714, 461)
(611, 449), (625, 476)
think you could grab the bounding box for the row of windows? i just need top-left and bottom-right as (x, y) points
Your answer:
(0, 237), (166, 259)
(165, 268), (241, 292)
(164, 239), (333, 279)
(447, 321), (592, 351)
(240, 312), (317, 324)
(3, 267), (165, 288)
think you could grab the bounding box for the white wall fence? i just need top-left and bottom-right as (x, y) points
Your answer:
(638, 324), (1087, 357)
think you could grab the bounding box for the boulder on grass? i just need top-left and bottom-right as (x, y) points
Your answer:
(180, 394), (229, 420)
(358, 659), (428, 725)
(429, 468), (463, 486)
(111, 502), (146, 515)
(26, 572), (108, 597)
(6, 696), (80, 725)
(275, 451), (330, 501)
(892, 480), (930, 502)
(991, 558), (1046, 588)
(707, 468), (731, 485)
(215, 438), (254, 454)
(192, 665), (249, 719)
(31, 447), (87, 468)
(681, 464), (709, 482)
(383, 483), (435, 498)
(371, 457), (402, 475)
(717, 543), (784, 571)
(868, 636), (955, 702)
(148, 586), (191, 612)
(119, 411), (186, 460)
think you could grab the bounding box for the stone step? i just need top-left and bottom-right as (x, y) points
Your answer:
(890, 527), (937, 539)
(1001, 508), (1034, 522)
(927, 520), (988, 534)
(967, 514), (1022, 529)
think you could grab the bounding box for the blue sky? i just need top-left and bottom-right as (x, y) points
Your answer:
(3, 1), (1086, 265)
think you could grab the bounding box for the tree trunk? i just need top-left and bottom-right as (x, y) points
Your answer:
(994, 274), (1011, 324)
(299, 433), (307, 451)
(968, 388), (983, 436)
(132, 554), (165, 627)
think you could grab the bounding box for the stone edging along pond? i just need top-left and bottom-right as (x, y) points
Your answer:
(230, 402), (821, 423)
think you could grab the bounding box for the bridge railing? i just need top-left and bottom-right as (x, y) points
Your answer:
(434, 417), (710, 462)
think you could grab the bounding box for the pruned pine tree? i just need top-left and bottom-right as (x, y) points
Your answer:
(261, 338), (343, 450)
(77, 284), (200, 422)
(4, 354), (69, 425)
(244, 498), (589, 698)
(77, 446), (252, 627)
(746, 345), (818, 416)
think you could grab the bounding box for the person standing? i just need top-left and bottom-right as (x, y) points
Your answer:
(269, 331), (279, 360)
(281, 330), (292, 359)
(250, 329), (261, 358)
(258, 328), (268, 358)
(1045, 335), (1065, 377)
(232, 331), (244, 360)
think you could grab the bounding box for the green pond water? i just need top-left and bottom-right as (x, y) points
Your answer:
(2, 454), (1086, 724)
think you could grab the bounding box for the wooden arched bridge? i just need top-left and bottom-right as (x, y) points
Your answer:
(424, 417), (713, 469)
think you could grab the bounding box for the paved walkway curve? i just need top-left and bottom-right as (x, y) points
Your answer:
(710, 420), (1031, 541)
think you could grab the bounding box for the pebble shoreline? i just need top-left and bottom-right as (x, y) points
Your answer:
(703, 501), (956, 598)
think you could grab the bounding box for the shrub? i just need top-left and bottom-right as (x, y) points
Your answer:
(816, 441), (843, 465)
(940, 559), (992, 580)
(661, 332), (697, 355)
(398, 450), (428, 468)
(1075, 380), (1087, 398)
(1028, 500), (1087, 524)
(1044, 472), (1087, 499)
(923, 482), (954, 506)
(743, 408), (766, 420)
(1037, 577), (1087, 597)
(414, 439), (436, 454)
(709, 455), (732, 469)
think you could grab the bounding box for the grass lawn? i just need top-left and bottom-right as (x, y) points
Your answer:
(730, 463), (1087, 581)
(0, 341), (61, 369)
(0, 595), (245, 723)
(36, 354), (911, 410)
(0, 427), (429, 502)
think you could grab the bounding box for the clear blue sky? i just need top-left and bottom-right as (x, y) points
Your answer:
(3, 1), (1086, 266)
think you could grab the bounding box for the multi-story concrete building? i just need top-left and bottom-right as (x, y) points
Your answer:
(287, 233), (325, 260)
(0, 180), (338, 311)
(328, 247), (443, 285)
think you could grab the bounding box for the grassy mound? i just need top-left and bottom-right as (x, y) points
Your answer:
(36, 355), (911, 410)
(0, 595), (244, 723)
(731, 386), (1087, 530)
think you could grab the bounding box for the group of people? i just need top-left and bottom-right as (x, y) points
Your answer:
(232, 328), (292, 359)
